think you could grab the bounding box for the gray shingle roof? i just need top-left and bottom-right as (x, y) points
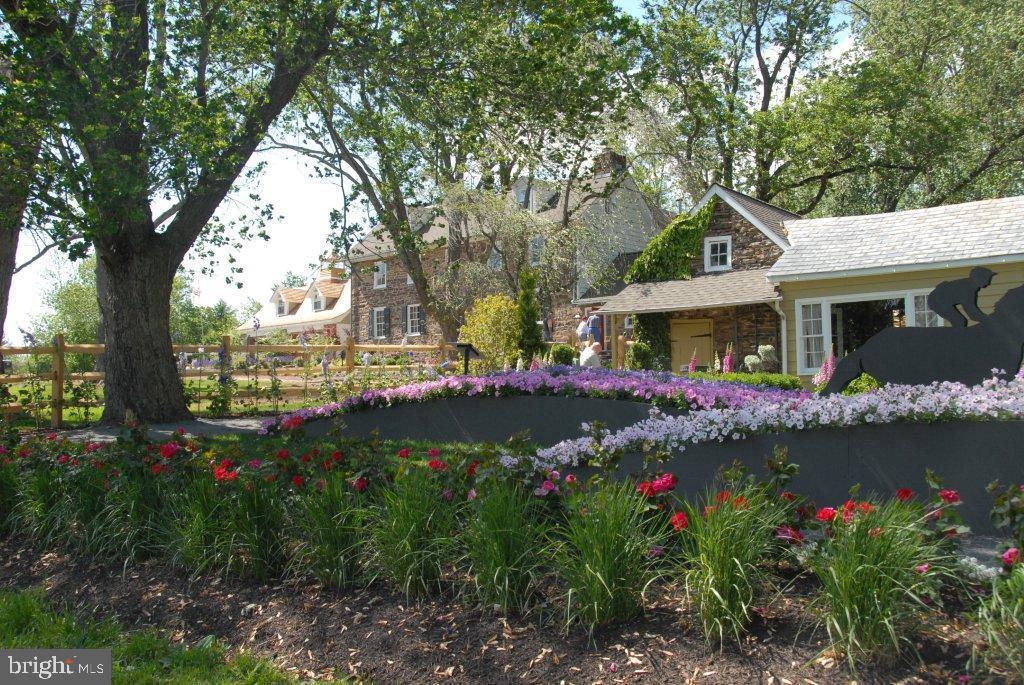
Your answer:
(713, 185), (800, 246)
(596, 268), (779, 314)
(767, 195), (1024, 281)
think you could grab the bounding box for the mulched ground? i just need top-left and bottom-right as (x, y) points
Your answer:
(0, 536), (988, 684)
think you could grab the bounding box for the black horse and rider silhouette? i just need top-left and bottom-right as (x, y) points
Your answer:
(821, 269), (1024, 394)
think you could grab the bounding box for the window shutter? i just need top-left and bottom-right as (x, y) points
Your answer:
(401, 305), (408, 335)
(368, 310), (374, 339)
(383, 307), (391, 337)
(418, 305), (426, 333)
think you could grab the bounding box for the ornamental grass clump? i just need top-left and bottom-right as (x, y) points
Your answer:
(808, 498), (958, 668)
(289, 471), (367, 588)
(461, 479), (547, 614)
(678, 483), (788, 645)
(976, 565), (1024, 681)
(0, 458), (16, 536)
(370, 467), (460, 598)
(551, 480), (665, 634)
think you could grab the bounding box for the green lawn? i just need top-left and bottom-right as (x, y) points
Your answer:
(0, 589), (348, 684)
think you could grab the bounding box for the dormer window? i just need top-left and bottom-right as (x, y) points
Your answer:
(276, 299), (286, 316)
(312, 290), (324, 311)
(373, 261), (387, 289)
(704, 236), (732, 272)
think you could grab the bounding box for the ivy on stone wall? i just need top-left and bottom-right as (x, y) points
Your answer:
(625, 198), (716, 370)
(625, 198), (715, 284)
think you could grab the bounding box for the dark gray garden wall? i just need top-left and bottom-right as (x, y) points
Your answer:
(307, 396), (680, 446)
(307, 396), (1023, 533)
(611, 420), (1024, 534)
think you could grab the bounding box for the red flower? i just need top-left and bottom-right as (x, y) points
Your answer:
(652, 472), (678, 494)
(397, 448), (411, 459)
(150, 463), (167, 476)
(213, 459), (238, 482)
(565, 474), (577, 484)
(292, 475), (305, 488)
(732, 495), (749, 510)
(300, 454), (311, 463)
(775, 525), (804, 545)
(857, 501), (874, 514)
(780, 491), (797, 502)
(281, 415), (304, 430)
(939, 488), (961, 504)
(177, 427), (186, 435)
(816, 506), (837, 523)
(636, 481), (657, 498)
(670, 511), (689, 532)
(427, 459), (448, 471)
(57, 454), (69, 465)
(466, 460), (480, 477)
(915, 563), (930, 574)
(427, 447), (441, 458)
(703, 505), (718, 517)
(275, 448), (290, 461)
(247, 459), (263, 469)
(715, 490), (732, 504)
(1003, 547), (1020, 566)
(332, 450), (343, 462)
(46, 432), (57, 441)
(895, 487), (914, 502)
(841, 499), (856, 524)
(869, 526), (883, 538)
(353, 476), (368, 492)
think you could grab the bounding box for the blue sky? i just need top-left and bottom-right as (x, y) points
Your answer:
(9, 0), (643, 341)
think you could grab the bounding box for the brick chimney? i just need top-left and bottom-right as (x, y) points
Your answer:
(593, 149), (627, 178)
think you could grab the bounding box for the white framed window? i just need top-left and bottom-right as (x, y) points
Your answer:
(796, 288), (944, 375)
(912, 294), (942, 327)
(371, 307), (388, 339)
(623, 315), (634, 335)
(406, 304), (423, 336)
(704, 236), (732, 272)
(276, 299), (286, 316)
(312, 290), (324, 311)
(373, 261), (387, 289)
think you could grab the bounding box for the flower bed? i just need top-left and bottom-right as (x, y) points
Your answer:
(529, 375), (1024, 471)
(264, 366), (808, 433)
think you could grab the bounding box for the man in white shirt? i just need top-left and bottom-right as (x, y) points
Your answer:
(575, 315), (589, 344)
(579, 342), (602, 368)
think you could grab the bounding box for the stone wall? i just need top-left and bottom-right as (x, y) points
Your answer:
(351, 247), (446, 345)
(669, 303), (779, 364)
(690, 201), (783, 277)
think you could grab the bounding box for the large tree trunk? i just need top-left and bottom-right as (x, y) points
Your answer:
(0, 220), (20, 342)
(95, 241), (191, 424)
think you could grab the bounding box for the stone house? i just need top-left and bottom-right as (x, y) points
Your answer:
(346, 152), (672, 347)
(599, 185), (1024, 384)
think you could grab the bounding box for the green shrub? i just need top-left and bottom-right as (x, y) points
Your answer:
(551, 480), (664, 633)
(844, 372), (879, 395)
(633, 313), (670, 369)
(462, 479), (546, 614)
(516, 269), (544, 363)
(89, 464), (171, 560)
(459, 294), (521, 370)
(18, 461), (65, 547)
(686, 370), (803, 390)
(976, 566), (1024, 681)
(549, 343), (576, 366)
(370, 468), (460, 597)
(808, 499), (957, 668)
(289, 472), (366, 588)
(0, 459), (18, 536)
(678, 484), (787, 644)
(624, 341), (654, 370)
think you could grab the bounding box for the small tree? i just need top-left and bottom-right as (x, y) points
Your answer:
(459, 295), (521, 371)
(516, 270), (544, 364)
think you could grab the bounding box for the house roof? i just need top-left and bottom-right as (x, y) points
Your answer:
(348, 207), (451, 262)
(277, 288), (308, 304)
(693, 184), (800, 250)
(767, 195), (1024, 281)
(597, 268), (779, 315)
(314, 280), (345, 299)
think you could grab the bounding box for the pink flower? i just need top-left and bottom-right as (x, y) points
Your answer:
(247, 459), (262, 469)
(564, 474), (577, 484)
(57, 454), (69, 465)
(1003, 547), (1020, 566)
(895, 488), (913, 502)
(441, 488), (454, 502)
(939, 489), (961, 504)
(427, 447), (441, 458)
(915, 563), (930, 574)
(548, 470), (560, 481)
(869, 526), (883, 538)
(159, 442), (180, 459)
(534, 480), (558, 497)
(467, 488), (477, 501)
(652, 472), (677, 494)
(647, 544), (664, 558)
(397, 448), (411, 459)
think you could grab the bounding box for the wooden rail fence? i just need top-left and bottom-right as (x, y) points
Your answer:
(0, 334), (453, 428)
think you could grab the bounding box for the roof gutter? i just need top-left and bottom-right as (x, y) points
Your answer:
(767, 253), (1024, 283)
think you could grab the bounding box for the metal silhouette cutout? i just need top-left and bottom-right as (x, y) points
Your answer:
(822, 274), (1024, 394)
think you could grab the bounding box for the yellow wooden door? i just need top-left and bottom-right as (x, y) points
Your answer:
(670, 320), (713, 373)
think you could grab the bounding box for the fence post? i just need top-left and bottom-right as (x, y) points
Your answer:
(616, 334), (626, 370)
(345, 335), (355, 374)
(51, 333), (65, 429)
(220, 334), (232, 413)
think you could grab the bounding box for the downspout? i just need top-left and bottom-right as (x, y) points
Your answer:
(769, 299), (788, 375)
